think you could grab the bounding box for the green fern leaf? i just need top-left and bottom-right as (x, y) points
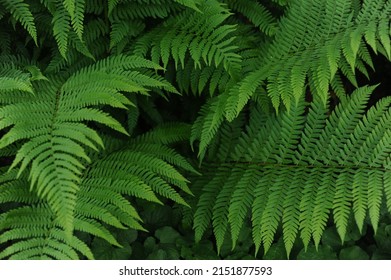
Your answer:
(352, 169), (368, 233)
(108, 0), (121, 15)
(252, 168), (272, 255)
(282, 170), (304, 257)
(0, 77), (33, 93)
(0, 0), (37, 43)
(0, 54), (171, 235)
(193, 166), (227, 242)
(333, 170), (354, 243)
(367, 170), (383, 234)
(378, 17), (391, 59)
(70, 0), (85, 41)
(260, 168), (287, 253)
(174, 0), (201, 12)
(63, 0), (76, 17)
(53, 2), (71, 57)
(194, 85), (391, 256)
(213, 166), (244, 252)
(228, 165), (258, 249)
(191, 95), (227, 160)
(298, 168), (319, 250)
(224, 0), (277, 36)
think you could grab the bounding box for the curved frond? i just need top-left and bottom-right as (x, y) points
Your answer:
(0, 0), (37, 43)
(0, 55), (172, 235)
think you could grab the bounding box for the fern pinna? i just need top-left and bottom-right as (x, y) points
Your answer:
(193, 86), (391, 257)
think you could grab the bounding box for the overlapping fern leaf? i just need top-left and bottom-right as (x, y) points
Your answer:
(222, 0), (278, 36)
(133, 0), (242, 76)
(237, 0), (391, 110)
(193, 85), (391, 257)
(0, 55), (176, 239)
(129, 0), (280, 158)
(190, 0), (391, 161)
(183, 0), (276, 155)
(0, 0), (37, 43)
(1, 0), (94, 60)
(0, 120), (196, 259)
(0, 170), (94, 260)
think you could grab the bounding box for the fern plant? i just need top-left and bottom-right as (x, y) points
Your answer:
(1, 0), (391, 259)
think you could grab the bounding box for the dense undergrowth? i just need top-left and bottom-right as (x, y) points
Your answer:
(1, 0), (391, 260)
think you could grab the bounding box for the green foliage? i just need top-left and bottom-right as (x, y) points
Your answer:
(190, 0), (391, 154)
(0, 0), (37, 43)
(1, 0), (391, 260)
(238, 0), (391, 109)
(193, 86), (391, 256)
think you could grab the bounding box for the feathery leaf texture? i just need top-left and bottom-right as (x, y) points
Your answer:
(134, 0), (242, 75)
(193, 86), (391, 256)
(0, 128), (196, 259)
(190, 0), (391, 156)
(236, 0), (391, 110)
(0, 55), (196, 258)
(1, 0), (391, 260)
(0, 0), (37, 43)
(0, 127), (195, 259)
(223, 0), (278, 36)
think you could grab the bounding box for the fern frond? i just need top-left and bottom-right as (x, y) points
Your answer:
(173, 0), (201, 12)
(0, 175), (94, 260)
(0, 0), (37, 43)
(190, 94), (227, 160)
(133, 0), (241, 75)
(0, 120), (197, 259)
(134, 122), (191, 145)
(70, 0), (85, 41)
(52, 2), (71, 58)
(62, 0), (75, 17)
(228, 165), (258, 249)
(0, 64), (33, 93)
(0, 55), (172, 235)
(224, 0), (277, 36)
(45, 0), (88, 58)
(193, 165), (228, 242)
(109, 20), (144, 50)
(212, 166), (245, 251)
(234, 0), (391, 111)
(193, 85), (391, 256)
